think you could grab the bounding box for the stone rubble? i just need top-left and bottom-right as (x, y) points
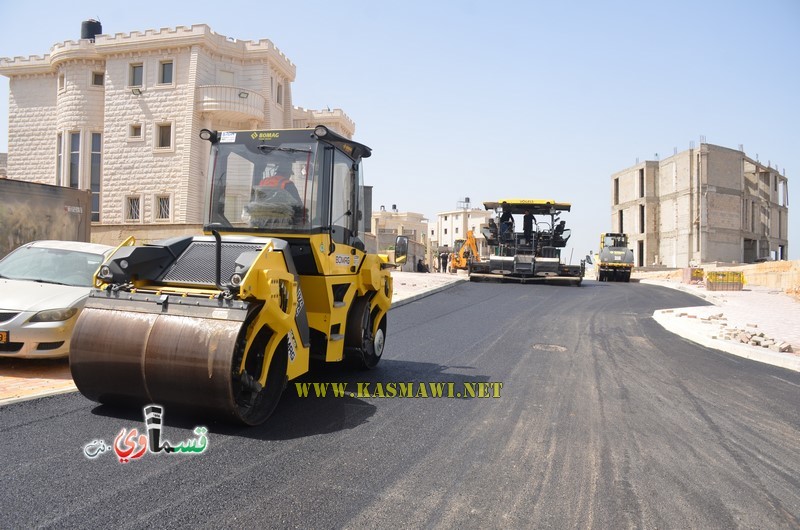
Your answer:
(673, 312), (796, 352)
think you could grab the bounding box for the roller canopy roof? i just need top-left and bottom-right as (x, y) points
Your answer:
(483, 199), (572, 215)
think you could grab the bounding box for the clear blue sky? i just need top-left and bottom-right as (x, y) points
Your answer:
(1, 0), (798, 261)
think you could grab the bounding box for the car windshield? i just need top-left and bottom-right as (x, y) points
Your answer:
(207, 135), (321, 232)
(0, 246), (106, 287)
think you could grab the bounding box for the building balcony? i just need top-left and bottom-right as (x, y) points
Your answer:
(196, 85), (265, 122)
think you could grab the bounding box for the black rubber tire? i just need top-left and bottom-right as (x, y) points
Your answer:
(345, 296), (385, 369)
(232, 326), (288, 426)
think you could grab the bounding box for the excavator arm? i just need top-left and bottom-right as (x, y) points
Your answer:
(449, 230), (481, 272)
(464, 230), (480, 262)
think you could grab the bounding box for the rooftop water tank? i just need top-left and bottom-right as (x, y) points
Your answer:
(81, 19), (102, 41)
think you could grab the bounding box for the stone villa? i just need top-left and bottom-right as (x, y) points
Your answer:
(0, 22), (355, 244)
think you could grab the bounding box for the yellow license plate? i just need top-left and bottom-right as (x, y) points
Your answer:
(0, 331), (8, 343)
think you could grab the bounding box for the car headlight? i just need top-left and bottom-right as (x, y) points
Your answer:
(29, 307), (79, 323)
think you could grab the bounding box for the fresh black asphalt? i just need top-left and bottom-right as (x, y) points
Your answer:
(1, 281), (799, 528)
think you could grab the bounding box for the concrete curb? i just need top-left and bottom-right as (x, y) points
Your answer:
(639, 279), (712, 301)
(391, 278), (467, 309)
(644, 280), (800, 373)
(652, 311), (800, 372)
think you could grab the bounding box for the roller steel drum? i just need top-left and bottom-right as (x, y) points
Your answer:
(69, 294), (257, 422)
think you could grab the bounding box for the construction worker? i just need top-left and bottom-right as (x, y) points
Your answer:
(440, 252), (449, 273)
(246, 160), (303, 227)
(499, 202), (514, 239)
(523, 210), (534, 245)
(256, 161), (302, 204)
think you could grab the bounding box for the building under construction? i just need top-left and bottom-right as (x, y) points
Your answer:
(611, 143), (789, 267)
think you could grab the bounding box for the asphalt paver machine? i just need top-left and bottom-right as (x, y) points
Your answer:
(469, 199), (584, 285)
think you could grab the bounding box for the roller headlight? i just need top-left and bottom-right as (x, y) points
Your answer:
(199, 128), (218, 142)
(29, 307), (79, 323)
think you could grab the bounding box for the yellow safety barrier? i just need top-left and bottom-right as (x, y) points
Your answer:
(705, 270), (745, 291)
(682, 267), (704, 284)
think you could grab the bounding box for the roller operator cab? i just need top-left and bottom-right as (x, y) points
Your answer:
(69, 126), (406, 425)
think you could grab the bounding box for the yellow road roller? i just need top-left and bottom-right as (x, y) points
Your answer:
(70, 126), (406, 425)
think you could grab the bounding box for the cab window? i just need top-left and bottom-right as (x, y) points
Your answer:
(331, 150), (356, 245)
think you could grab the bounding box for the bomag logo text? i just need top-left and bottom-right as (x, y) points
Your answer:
(335, 255), (351, 265)
(251, 132), (280, 140)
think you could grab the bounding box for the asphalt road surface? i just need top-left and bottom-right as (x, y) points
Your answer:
(2, 281), (799, 528)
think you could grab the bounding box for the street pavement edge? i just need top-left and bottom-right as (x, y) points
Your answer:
(391, 277), (468, 309)
(0, 384), (77, 407)
(644, 279), (800, 373)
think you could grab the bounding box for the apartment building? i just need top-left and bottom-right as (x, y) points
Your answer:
(371, 205), (428, 248)
(611, 143), (789, 267)
(0, 22), (355, 244)
(370, 205), (429, 271)
(429, 201), (492, 258)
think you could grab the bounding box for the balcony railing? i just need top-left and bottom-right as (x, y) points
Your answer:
(196, 85), (265, 122)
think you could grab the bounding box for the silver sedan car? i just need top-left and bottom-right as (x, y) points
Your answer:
(0, 240), (115, 359)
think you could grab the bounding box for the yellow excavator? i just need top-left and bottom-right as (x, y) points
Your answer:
(448, 230), (481, 273)
(69, 126), (406, 425)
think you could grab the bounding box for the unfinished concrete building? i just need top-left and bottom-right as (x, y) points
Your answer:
(612, 143), (789, 268)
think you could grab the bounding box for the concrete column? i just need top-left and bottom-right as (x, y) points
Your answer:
(283, 78), (293, 128)
(261, 61), (272, 129)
